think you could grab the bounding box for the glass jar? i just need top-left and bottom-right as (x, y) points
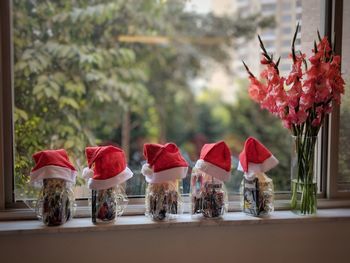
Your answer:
(191, 170), (228, 218)
(145, 180), (182, 221)
(35, 178), (75, 226)
(91, 185), (128, 224)
(240, 173), (274, 216)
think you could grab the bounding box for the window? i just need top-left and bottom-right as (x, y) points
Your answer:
(279, 64), (291, 71)
(263, 40), (274, 48)
(281, 52), (290, 59)
(296, 0), (302, 8)
(282, 15), (292, 22)
(261, 29), (276, 39)
(282, 39), (291, 46)
(282, 2), (291, 10)
(296, 13), (302, 20)
(338, 0), (350, 192)
(262, 4), (276, 13)
(1, 0), (349, 211)
(282, 27), (292, 34)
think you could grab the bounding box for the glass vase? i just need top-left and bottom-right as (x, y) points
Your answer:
(290, 135), (318, 215)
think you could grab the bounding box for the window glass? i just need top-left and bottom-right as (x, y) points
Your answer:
(282, 27), (292, 34)
(282, 2), (291, 10)
(296, 13), (302, 21)
(282, 15), (292, 22)
(282, 39), (291, 46)
(281, 52), (289, 59)
(13, 0), (319, 199)
(262, 4), (276, 13)
(338, 0), (350, 191)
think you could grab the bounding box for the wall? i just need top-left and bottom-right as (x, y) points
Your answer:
(1, 220), (349, 263)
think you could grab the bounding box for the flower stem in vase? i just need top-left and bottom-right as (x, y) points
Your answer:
(291, 135), (317, 215)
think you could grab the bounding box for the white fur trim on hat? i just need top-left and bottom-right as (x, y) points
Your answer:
(30, 165), (77, 185)
(88, 167), (133, 190)
(141, 163), (188, 183)
(238, 155), (279, 178)
(141, 163), (153, 178)
(194, 159), (231, 182)
(243, 172), (256, 180)
(82, 167), (94, 180)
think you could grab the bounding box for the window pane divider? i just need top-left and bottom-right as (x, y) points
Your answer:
(327, 0), (350, 198)
(0, 0), (15, 209)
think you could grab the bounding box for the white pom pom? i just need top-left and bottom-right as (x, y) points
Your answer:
(244, 172), (256, 180)
(82, 167), (94, 180)
(141, 163), (153, 178)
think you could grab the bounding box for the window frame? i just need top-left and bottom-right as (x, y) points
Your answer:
(0, 0), (349, 216)
(0, 0), (15, 210)
(327, 0), (350, 198)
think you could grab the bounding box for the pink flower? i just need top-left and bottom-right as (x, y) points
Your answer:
(311, 106), (324, 127)
(286, 53), (304, 85)
(297, 109), (308, 124)
(317, 37), (332, 57)
(260, 56), (270, 65)
(324, 104), (332, 114)
(286, 83), (301, 108)
(248, 76), (266, 103)
(312, 118), (321, 127)
(283, 119), (292, 129)
(309, 52), (322, 65)
(244, 32), (344, 133)
(299, 93), (314, 110)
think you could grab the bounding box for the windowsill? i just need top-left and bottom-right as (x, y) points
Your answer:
(2, 198), (350, 220)
(1, 208), (350, 236)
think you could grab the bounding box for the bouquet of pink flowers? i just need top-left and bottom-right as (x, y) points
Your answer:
(243, 24), (345, 214)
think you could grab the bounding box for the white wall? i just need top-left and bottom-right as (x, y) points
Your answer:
(1, 220), (349, 263)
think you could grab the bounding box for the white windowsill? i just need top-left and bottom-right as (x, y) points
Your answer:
(1, 208), (350, 236)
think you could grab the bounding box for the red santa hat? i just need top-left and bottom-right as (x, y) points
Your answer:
(141, 143), (188, 183)
(194, 141), (232, 182)
(30, 149), (77, 185)
(238, 137), (279, 178)
(82, 145), (133, 190)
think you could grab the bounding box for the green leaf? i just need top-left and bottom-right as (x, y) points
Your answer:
(59, 96), (80, 110)
(33, 84), (45, 95)
(14, 108), (29, 122)
(64, 140), (75, 149)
